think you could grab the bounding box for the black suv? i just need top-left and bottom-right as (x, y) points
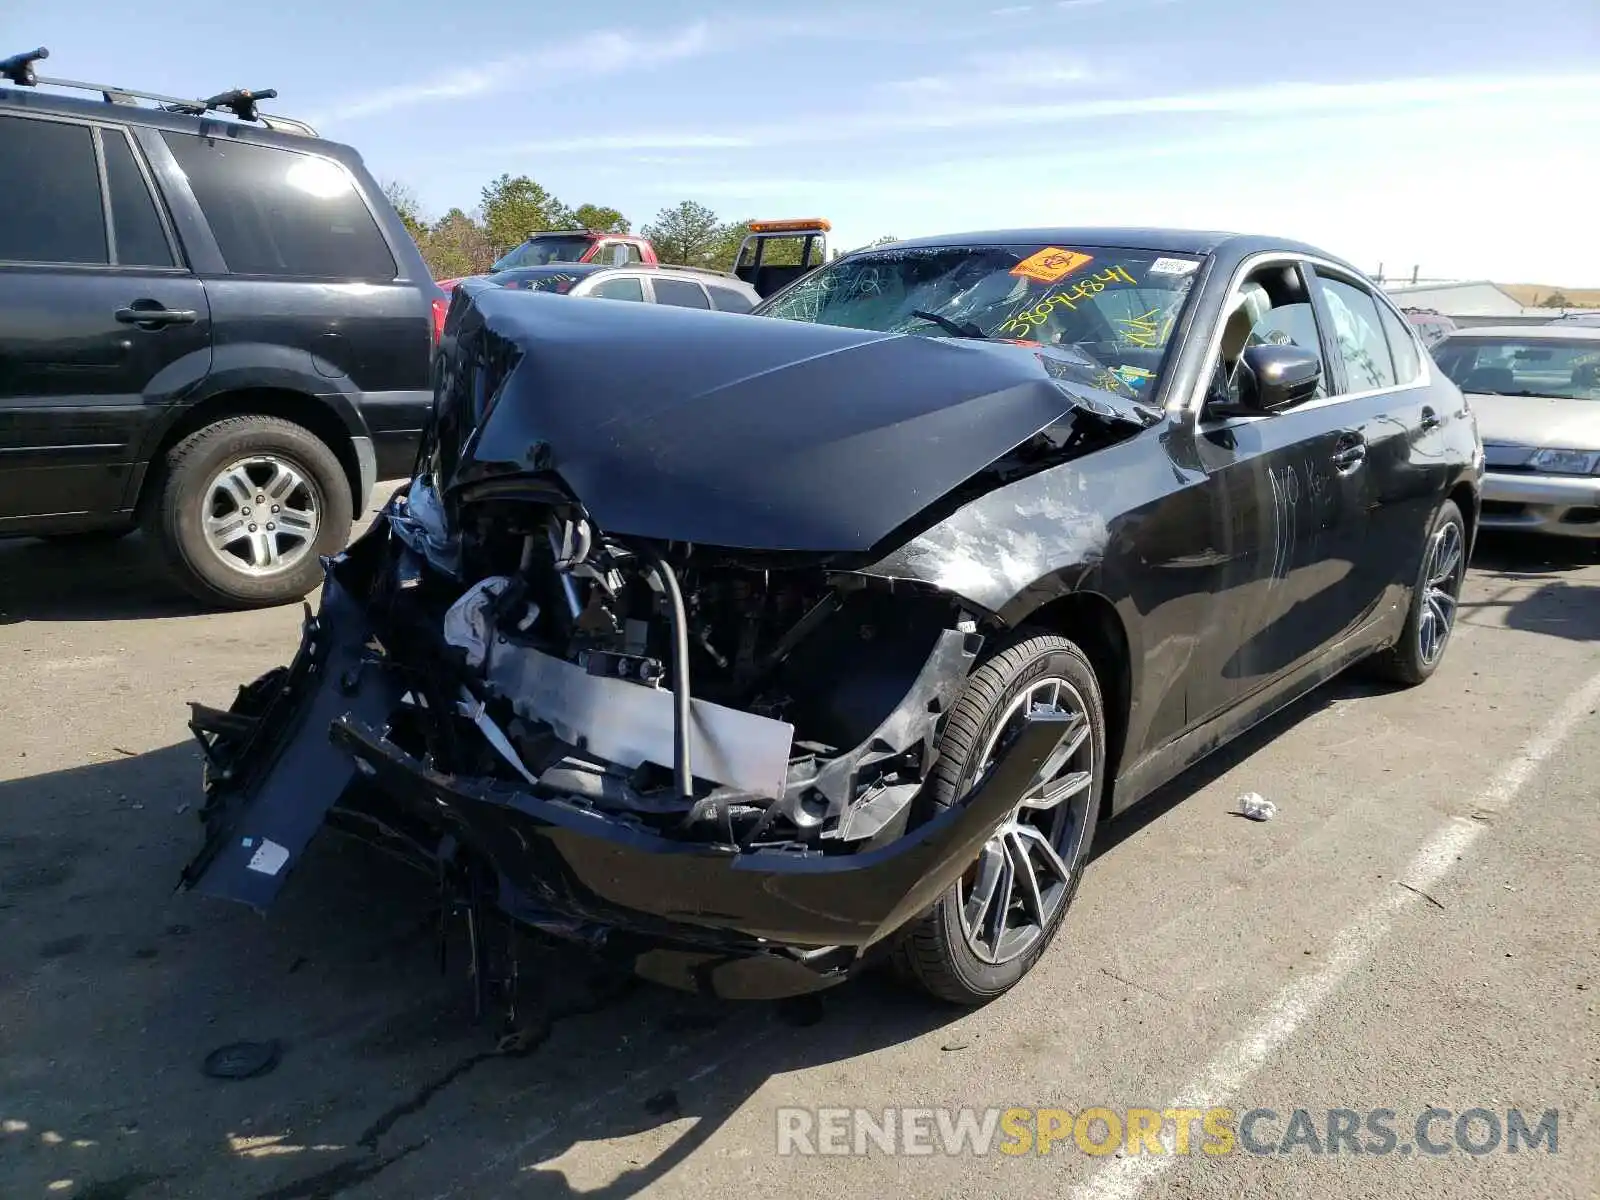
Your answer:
(0, 49), (442, 607)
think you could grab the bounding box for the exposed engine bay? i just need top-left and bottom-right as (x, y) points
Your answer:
(379, 480), (985, 854)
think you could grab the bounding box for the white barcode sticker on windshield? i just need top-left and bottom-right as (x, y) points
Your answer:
(1148, 257), (1199, 276)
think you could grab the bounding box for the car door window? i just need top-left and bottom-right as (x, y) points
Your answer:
(1315, 275), (1397, 393)
(652, 277), (711, 309)
(589, 275), (645, 302)
(1209, 263), (1329, 409)
(102, 130), (176, 268)
(0, 115), (108, 264)
(1375, 301), (1422, 384)
(706, 285), (755, 314)
(160, 132), (397, 280)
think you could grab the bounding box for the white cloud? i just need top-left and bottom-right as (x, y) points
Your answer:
(882, 51), (1104, 95)
(313, 19), (714, 123)
(479, 72), (1600, 155)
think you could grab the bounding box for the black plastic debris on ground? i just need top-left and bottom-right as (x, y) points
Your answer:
(203, 1039), (281, 1080)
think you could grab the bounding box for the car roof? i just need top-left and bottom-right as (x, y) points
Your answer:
(881, 227), (1336, 262)
(491, 263), (607, 279)
(0, 84), (361, 165)
(1442, 325), (1600, 342)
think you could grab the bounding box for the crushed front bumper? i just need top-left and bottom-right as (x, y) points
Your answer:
(182, 557), (1072, 999)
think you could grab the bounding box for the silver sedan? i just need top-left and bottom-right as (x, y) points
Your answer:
(1433, 326), (1600, 538)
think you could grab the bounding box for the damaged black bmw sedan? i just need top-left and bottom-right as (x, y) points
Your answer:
(183, 229), (1483, 1006)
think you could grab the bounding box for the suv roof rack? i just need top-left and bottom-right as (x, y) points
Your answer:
(0, 47), (318, 137)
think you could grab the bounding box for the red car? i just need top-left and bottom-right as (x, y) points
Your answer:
(437, 229), (659, 291)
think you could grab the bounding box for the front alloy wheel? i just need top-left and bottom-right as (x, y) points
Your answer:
(958, 677), (1093, 966)
(894, 632), (1104, 1005)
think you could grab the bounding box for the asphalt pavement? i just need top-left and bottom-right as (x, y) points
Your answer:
(1, 502), (1595, 1200)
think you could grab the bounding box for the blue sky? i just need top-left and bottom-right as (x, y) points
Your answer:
(8, 0), (1599, 283)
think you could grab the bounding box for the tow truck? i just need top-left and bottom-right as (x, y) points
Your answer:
(734, 218), (832, 297)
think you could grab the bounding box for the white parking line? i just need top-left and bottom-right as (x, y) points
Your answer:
(1070, 663), (1600, 1200)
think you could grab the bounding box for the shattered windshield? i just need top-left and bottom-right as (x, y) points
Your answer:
(756, 243), (1205, 395)
(491, 235), (594, 271)
(1434, 337), (1600, 400)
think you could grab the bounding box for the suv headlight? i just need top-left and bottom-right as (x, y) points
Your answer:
(1529, 448), (1600, 475)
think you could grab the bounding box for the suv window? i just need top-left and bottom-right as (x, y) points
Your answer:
(102, 130), (175, 268)
(1316, 275), (1397, 392)
(161, 133), (396, 280)
(1375, 301), (1421, 384)
(652, 277), (710, 309)
(0, 115), (107, 264)
(706, 284), (754, 314)
(589, 275), (644, 302)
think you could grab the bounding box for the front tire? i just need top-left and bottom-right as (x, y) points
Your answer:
(1368, 499), (1467, 686)
(145, 416), (353, 609)
(893, 632), (1105, 1006)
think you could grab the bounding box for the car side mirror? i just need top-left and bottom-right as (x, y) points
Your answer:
(1209, 344), (1323, 418)
(1238, 344), (1322, 411)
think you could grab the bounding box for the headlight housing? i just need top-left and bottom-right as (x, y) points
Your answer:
(1529, 448), (1600, 475)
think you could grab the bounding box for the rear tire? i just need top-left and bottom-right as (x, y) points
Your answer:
(892, 632), (1105, 1006)
(1367, 499), (1467, 686)
(144, 416), (352, 609)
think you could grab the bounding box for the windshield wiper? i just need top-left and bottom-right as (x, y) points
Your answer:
(910, 309), (988, 339)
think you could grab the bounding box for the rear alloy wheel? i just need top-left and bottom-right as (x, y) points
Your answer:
(145, 416), (353, 609)
(894, 633), (1104, 1005)
(1368, 499), (1467, 686)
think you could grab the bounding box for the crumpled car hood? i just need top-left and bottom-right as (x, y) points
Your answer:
(433, 282), (1158, 553)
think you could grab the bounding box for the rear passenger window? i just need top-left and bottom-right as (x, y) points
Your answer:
(589, 276), (644, 302)
(1376, 302), (1422, 384)
(1316, 275), (1397, 392)
(161, 133), (396, 280)
(652, 278), (710, 309)
(706, 285), (754, 314)
(0, 115), (107, 264)
(103, 131), (175, 267)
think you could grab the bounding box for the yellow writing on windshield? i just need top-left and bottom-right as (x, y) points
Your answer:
(1116, 308), (1175, 348)
(1000, 264), (1138, 336)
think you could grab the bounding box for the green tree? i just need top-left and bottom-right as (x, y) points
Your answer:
(1540, 291), (1573, 308)
(642, 200), (726, 266)
(421, 207), (495, 280)
(479, 174), (572, 255)
(570, 204), (631, 234)
(382, 179), (428, 243)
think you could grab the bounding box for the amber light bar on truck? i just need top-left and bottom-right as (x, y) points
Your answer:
(748, 219), (833, 234)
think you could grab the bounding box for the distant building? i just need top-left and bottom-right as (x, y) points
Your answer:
(1380, 281), (1525, 317)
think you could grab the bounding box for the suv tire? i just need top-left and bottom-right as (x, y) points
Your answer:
(145, 416), (352, 609)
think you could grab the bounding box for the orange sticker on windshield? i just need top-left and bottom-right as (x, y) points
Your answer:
(1011, 247), (1093, 284)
